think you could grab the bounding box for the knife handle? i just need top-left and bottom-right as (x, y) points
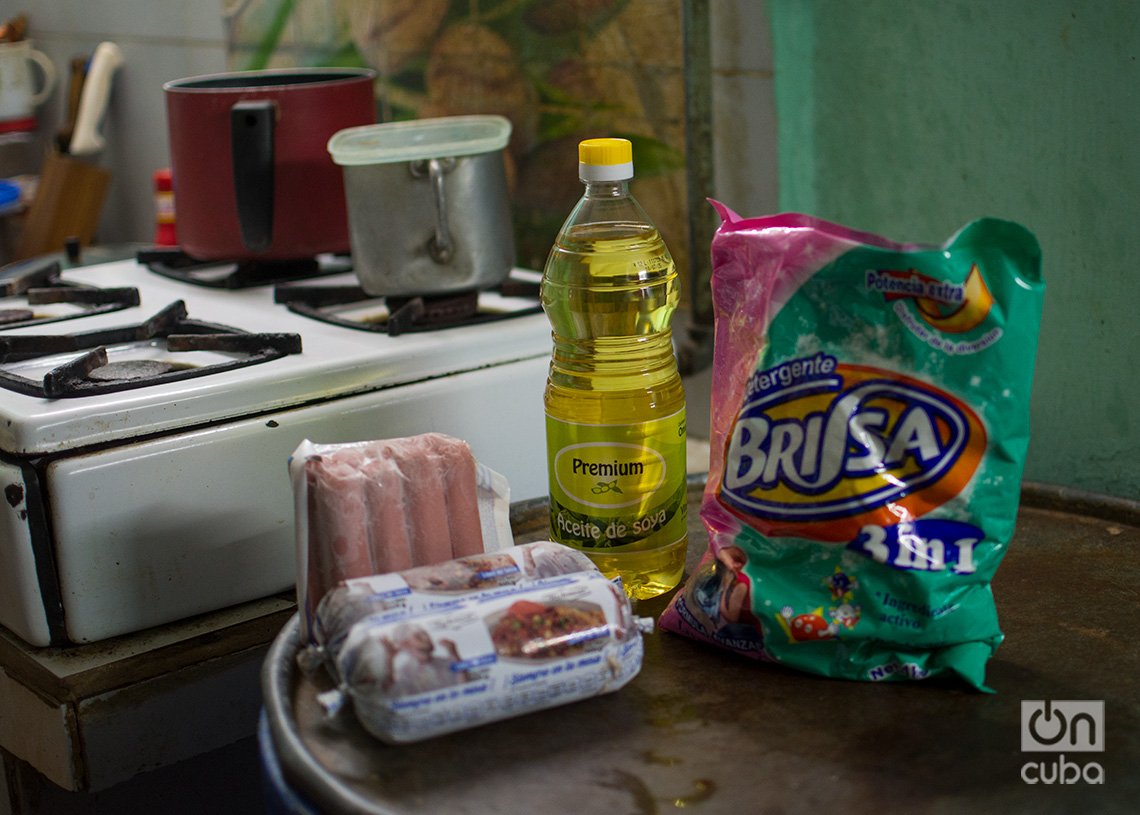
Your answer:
(68, 41), (123, 157)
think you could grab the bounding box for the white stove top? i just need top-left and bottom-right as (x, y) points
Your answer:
(0, 259), (552, 455)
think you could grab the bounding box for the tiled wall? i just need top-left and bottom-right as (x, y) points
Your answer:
(2, 0), (777, 249)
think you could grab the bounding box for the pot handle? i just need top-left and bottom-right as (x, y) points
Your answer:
(411, 157), (456, 264)
(231, 100), (276, 253)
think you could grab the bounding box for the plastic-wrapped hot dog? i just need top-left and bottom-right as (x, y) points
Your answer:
(300, 541), (652, 744)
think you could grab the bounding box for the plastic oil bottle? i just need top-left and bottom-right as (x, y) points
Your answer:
(541, 137), (687, 599)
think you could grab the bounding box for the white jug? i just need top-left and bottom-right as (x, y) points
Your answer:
(0, 40), (56, 126)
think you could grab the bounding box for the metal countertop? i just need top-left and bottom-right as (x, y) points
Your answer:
(263, 477), (1139, 814)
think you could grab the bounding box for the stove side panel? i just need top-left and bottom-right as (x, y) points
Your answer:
(0, 459), (52, 647)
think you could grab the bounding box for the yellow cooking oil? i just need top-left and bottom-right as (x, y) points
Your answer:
(541, 137), (687, 599)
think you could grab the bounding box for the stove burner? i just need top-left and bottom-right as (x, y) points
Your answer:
(88, 359), (185, 382)
(274, 278), (542, 335)
(0, 258), (140, 328)
(386, 291), (479, 334)
(0, 301), (304, 398)
(137, 247), (349, 289)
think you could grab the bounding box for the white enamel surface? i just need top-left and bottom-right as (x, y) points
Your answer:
(0, 263), (551, 454)
(48, 356), (548, 643)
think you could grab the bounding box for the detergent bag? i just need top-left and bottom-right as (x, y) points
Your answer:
(658, 205), (1044, 690)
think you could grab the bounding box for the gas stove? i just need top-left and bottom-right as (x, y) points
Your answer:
(0, 253), (552, 646)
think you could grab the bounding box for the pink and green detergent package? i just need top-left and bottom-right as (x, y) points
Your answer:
(659, 204), (1044, 691)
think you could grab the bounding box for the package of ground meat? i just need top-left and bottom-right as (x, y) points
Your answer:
(290, 433), (513, 640)
(300, 541), (650, 744)
(658, 205), (1044, 691)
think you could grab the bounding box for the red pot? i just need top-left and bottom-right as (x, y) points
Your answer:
(164, 68), (376, 262)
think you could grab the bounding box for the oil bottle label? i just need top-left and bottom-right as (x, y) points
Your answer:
(546, 409), (687, 550)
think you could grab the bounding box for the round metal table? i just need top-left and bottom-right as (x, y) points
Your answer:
(261, 477), (1139, 813)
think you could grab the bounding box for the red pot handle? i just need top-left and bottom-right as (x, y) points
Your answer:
(230, 100), (276, 253)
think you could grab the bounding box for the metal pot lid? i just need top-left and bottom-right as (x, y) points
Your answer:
(328, 115), (511, 166)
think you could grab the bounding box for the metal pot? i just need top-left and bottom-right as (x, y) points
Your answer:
(164, 68), (376, 262)
(328, 115), (516, 296)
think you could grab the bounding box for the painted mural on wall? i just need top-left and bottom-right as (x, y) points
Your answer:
(222, 0), (691, 278)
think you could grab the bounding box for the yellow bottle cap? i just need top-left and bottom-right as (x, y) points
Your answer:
(578, 137), (634, 181)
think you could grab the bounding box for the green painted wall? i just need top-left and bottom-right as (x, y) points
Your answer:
(767, 0), (1138, 500)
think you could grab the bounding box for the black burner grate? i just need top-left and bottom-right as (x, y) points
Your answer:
(0, 301), (303, 398)
(274, 278), (542, 336)
(137, 248), (349, 289)
(0, 258), (58, 296)
(0, 258), (140, 328)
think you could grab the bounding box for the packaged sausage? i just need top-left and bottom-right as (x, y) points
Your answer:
(659, 206), (1044, 691)
(290, 434), (513, 640)
(300, 541), (651, 743)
